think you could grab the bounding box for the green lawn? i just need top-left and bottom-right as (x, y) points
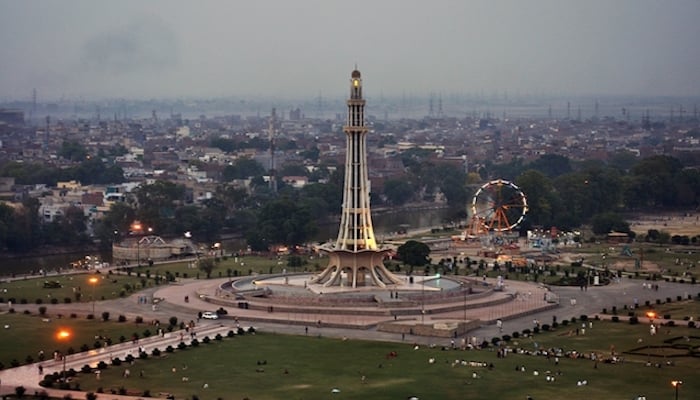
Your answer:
(132, 254), (325, 280)
(66, 324), (699, 400)
(0, 273), (157, 306)
(1, 312), (696, 399)
(0, 313), (155, 369)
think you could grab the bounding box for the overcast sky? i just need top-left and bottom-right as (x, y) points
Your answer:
(1, 0), (699, 101)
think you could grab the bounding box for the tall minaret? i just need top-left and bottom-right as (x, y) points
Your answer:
(312, 69), (402, 288)
(335, 69), (377, 251)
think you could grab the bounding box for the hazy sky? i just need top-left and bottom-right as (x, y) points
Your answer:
(1, 0), (699, 101)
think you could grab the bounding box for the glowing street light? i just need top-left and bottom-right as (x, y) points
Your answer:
(55, 328), (72, 382)
(672, 380), (683, 400)
(88, 276), (99, 315)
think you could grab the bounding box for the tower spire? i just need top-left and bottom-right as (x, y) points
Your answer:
(311, 69), (403, 288)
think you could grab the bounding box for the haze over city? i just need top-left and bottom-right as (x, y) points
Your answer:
(1, 0), (699, 101)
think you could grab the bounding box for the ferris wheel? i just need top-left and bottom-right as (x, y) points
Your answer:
(471, 179), (528, 233)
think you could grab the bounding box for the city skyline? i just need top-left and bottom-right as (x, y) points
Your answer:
(1, 0), (699, 101)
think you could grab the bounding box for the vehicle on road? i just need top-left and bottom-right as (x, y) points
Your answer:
(202, 311), (219, 320)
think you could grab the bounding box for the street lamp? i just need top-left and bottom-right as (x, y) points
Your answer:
(55, 328), (72, 382)
(88, 276), (99, 315)
(421, 276), (425, 324)
(462, 283), (467, 321)
(672, 380), (682, 400)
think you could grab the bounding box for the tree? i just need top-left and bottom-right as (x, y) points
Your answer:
(222, 158), (265, 181)
(515, 170), (560, 228)
(383, 179), (414, 206)
(198, 257), (217, 278)
(591, 212), (630, 235)
(396, 240), (431, 268)
(58, 140), (88, 161)
(527, 154), (572, 178)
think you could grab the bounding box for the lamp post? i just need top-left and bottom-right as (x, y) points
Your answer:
(56, 328), (71, 382)
(421, 276), (425, 324)
(88, 276), (99, 315)
(131, 221), (144, 267)
(463, 283), (467, 321)
(672, 380), (682, 400)
(137, 239), (141, 267)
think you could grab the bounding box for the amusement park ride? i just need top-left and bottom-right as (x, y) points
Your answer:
(453, 179), (530, 262)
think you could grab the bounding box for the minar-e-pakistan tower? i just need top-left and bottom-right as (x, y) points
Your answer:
(311, 69), (403, 288)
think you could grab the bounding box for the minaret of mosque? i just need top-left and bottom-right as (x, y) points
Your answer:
(311, 69), (403, 288)
(335, 69), (378, 251)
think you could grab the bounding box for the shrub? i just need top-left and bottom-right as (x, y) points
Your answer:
(611, 316), (620, 322)
(227, 330), (235, 338)
(101, 312), (110, 322)
(81, 365), (92, 373)
(580, 315), (588, 321)
(541, 324), (550, 331)
(166, 345), (174, 353)
(491, 337), (500, 345)
(666, 320), (676, 327)
(50, 298), (58, 304)
(139, 351), (148, 359)
(80, 344), (89, 352)
(663, 314), (671, 320)
(689, 321), (696, 328)
(112, 358), (122, 366)
(214, 333), (223, 341)
(629, 316), (639, 324)
(86, 314), (94, 320)
(38, 306), (47, 315)
(135, 316), (144, 324)
(190, 339), (199, 347)
(23, 310), (30, 315)
(86, 392), (97, 400)
(152, 348), (161, 357)
(501, 335), (511, 342)
(118, 315), (127, 323)
(512, 332), (520, 339)
(177, 342), (187, 350)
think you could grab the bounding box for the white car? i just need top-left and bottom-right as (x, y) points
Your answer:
(201, 311), (219, 320)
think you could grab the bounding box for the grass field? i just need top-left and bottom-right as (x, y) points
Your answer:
(3, 311), (699, 399)
(0, 313), (153, 369)
(0, 273), (158, 307)
(67, 323), (700, 400)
